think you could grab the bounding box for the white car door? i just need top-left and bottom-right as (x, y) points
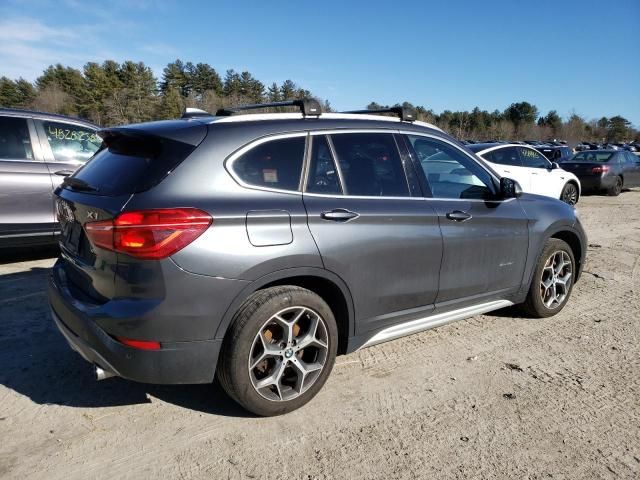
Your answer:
(481, 146), (531, 191)
(518, 147), (563, 198)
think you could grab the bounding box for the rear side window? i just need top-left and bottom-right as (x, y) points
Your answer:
(232, 136), (305, 191)
(42, 121), (101, 164)
(330, 133), (409, 197)
(484, 147), (521, 166)
(0, 116), (34, 160)
(71, 135), (196, 196)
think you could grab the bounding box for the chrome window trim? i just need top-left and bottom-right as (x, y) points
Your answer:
(224, 131), (308, 195)
(224, 128), (515, 203)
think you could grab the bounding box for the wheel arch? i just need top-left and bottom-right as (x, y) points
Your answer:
(567, 179), (581, 197)
(215, 267), (355, 355)
(549, 229), (584, 280)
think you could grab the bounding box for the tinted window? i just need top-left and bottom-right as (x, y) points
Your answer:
(306, 135), (341, 194)
(71, 135), (196, 196)
(570, 152), (614, 163)
(233, 136), (305, 191)
(519, 147), (550, 168)
(0, 116), (34, 160)
(483, 147), (521, 166)
(407, 135), (494, 199)
(43, 121), (101, 164)
(330, 133), (409, 197)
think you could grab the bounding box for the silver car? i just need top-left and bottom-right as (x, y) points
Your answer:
(0, 108), (100, 248)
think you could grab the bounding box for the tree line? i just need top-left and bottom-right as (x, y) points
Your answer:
(368, 101), (638, 144)
(0, 59), (637, 144)
(0, 59), (328, 126)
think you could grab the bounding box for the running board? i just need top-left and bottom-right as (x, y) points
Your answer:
(360, 300), (514, 349)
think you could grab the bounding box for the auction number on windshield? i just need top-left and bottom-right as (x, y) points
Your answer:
(47, 125), (99, 143)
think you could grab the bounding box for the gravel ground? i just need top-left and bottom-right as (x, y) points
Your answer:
(0, 191), (639, 480)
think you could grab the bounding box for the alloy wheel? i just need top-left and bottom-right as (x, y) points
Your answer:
(248, 306), (329, 402)
(562, 184), (578, 205)
(539, 251), (573, 309)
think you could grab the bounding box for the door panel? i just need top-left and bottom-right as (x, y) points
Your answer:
(623, 152), (640, 186)
(0, 116), (55, 238)
(518, 147), (559, 198)
(303, 133), (443, 334)
(432, 199), (529, 304)
(405, 135), (529, 306)
(304, 195), (443, 334)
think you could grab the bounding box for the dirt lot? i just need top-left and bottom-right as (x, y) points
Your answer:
(1, 191), (639, 480)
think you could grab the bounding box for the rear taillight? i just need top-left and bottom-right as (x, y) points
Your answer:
(592, 165), (610, 174)
(85, 208), (212, 259)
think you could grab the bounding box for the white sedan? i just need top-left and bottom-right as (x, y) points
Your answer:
(467, 143), (581, 205)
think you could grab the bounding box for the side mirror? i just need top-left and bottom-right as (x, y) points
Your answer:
(500, 177), (523, 199)
(550, 162), (560, 170)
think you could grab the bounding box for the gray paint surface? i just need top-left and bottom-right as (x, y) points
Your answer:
(47, 113), (587, 384)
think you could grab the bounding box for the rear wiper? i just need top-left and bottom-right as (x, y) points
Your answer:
(63, 177), (100, 192)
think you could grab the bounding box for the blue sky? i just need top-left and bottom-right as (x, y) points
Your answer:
(0, 0), (638, 124)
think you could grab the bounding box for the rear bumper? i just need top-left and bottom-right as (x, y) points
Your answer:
(48, 262), (224, 384)
(578, 175), (615, 191)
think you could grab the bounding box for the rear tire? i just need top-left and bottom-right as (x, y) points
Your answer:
(521, 239), (575, 318)
(560, 182), (579, 205)
(607, 176), (622, 196)
(217, 286), (338, 416)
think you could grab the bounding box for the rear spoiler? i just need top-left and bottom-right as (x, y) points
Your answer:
(98, 121), (207, 148)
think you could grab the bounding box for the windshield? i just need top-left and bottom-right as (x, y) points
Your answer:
(569, 152), (614, 163)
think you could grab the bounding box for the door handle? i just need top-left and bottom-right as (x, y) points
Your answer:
(446, 210), (472, 222)
(320, 208), (359, 222)
(503, 170), (511, 173)
(55, 170), (74, 176)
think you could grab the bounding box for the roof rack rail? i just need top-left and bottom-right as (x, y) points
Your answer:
(181, 107), (213, 119)
(342, 106), (417, 122)
(216, 98), (322, 117)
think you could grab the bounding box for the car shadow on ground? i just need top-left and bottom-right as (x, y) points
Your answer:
(0, 264), (254, 418)
(0, 245), (59, 265)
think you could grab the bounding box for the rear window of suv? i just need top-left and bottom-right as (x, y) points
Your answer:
(231, 136), (306, 191)
(70, 134), (197, 196)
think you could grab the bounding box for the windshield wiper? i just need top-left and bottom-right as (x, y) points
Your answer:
(63, 177), (100, 192)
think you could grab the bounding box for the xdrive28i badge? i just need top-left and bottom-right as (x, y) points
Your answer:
(56, 200), (75, 224)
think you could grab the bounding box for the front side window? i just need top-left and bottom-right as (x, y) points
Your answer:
(519, 147), (550, 169)
(329, 133), (409, 197)
(0, 116), (34, 160)
(406, 135), (495, 200)
(43, 121), (101, 164)
(232, 136), (306, 191)
(306, 135), (341, 194)
(483, 147), (521, 167)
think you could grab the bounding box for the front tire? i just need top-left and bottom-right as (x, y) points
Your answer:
(217, 286), (338, 416)
(522, 239), (575, 318)
(560, 182), (579, 205)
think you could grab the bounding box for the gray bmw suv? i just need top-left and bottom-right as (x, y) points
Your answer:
(48, 100), (586, 416)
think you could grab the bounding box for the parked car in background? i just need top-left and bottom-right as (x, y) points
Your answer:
(48, 101), (586, 416)
(0, 108), (100, 248)
(468, 143), (581, 205)
(535, 145), (574, 163)
(561, 150), (640, 196)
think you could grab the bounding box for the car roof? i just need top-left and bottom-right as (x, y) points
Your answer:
(0, 107), (99, 128)
(111, 112), (447, 142)
(467, 142), (527, 153)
